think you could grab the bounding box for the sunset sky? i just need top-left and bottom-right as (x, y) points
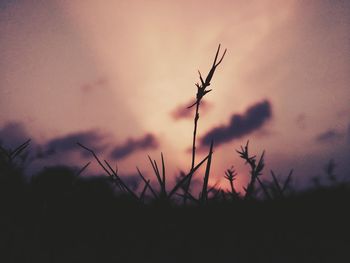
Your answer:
(1, 0), (349, 191)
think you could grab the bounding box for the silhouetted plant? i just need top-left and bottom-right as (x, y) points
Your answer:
(200, 140), (214, 204)
(0, 139), (31, 167)
(136, 166), (158, 199)
(169, 150), (211, 202)
(147, 153), (167, 199)
(268, 169), (293, 199)
(184, 45), (226, 203)
(224, 165), (239, 199)
(236, 141), (265, 200)
(76, 161), (91, 176)
(77, 142), (139, 201)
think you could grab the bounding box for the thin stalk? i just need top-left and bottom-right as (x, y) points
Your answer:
(77, 143), (112, 177)
(256, 177), (271, 200)
(140, 179), (150, 202)
(191, 101), (200, 171)
(76, 161), (91, 176)
(168, 153), (210, 199)
(229, 180), (235, 197)
(184, 101), (200, 204)
(136, 167), (158, 199)
(200, 140), (214, 204)
(185, 45), (226, 203)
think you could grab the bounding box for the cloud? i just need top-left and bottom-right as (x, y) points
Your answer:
(315, 129), (344, 143)
(0, 122), (47, 173)
(200, 100), (272, 147)
(46, 130), (106, 157)
(0, 122), (30, 150)
(110, 134), (158, 159)
(171, 100), (212, 120)
(0, 0), (16, 10)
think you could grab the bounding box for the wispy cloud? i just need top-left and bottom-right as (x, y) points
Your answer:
(0, 0), (15, 10)
(315, 129), (344, 143)
(0, 122), (108, 159)
(110, 134), (158, 159)
(46, 130), (106, 157)
(0, 122), (30, 150)
(171, 99), (212, 120)
(200, 100), (272, 147)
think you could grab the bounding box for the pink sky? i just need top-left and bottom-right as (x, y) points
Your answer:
(1, 0), (349, 191)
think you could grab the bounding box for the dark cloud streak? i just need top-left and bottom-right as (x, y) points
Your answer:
(0, 122), (30, 150)
(110, 134), (158, 159)
(315, 129), (344, 143)
(45, 131), (106, 157)
(201, 100), (272, 147)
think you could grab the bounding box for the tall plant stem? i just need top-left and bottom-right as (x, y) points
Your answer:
(191, 101), (200, 171)
(183, 101), (200, 204)
(184, 44), (226, 204)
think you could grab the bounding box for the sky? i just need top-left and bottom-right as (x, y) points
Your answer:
(1, 0), (350, 192)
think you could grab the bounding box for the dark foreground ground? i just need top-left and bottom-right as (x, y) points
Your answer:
(1, 166), (349, 263)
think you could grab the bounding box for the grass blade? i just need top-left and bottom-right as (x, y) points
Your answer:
(168, 153), (210, 198)
(77, 142), (112, 177)
(136, 167), (158, 199)
(140, 179), (150, 202)
(76, 161), (91, 176)
(282, 169), (293, 193)
(201, 140), (214, 204)
(10, 139), (31, 160)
